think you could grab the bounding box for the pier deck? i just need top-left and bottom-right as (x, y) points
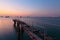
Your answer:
(13, 19), (54, 40)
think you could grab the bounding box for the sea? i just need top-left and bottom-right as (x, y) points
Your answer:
(0, 17), (60, 40)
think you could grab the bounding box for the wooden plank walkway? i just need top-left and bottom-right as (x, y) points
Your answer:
(13, 19), (54, 40)
(23, 26), (42, 40)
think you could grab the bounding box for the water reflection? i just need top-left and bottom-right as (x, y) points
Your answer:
(0, 18), (17, 40)
(0, 17), (60, 40)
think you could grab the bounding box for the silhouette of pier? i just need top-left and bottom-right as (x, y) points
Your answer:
(13, 19), (54, 40)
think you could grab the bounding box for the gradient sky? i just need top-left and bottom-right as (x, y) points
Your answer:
(0, 0), (60, 17)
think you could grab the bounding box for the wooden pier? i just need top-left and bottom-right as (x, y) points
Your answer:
(13, 19), (54, 40)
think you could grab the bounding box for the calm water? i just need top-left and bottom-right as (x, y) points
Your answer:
(0, 18), (31, 40)
(19, 17), (60, 40)
(0, 18), (17, 40)
(0, 17), (60, 40)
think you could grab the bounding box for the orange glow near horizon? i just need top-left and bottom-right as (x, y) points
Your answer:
(0, 0), (60, 17)
(0, 1), (31, 16)
(0, 9), (33, 16)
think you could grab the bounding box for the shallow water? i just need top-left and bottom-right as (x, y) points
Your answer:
(19, 17), (60, 40)
(0, 18), (31, 40)
(0, 18), (17, 40)
(0, 17), (60, 40)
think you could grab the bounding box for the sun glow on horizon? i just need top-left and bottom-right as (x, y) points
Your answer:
(0, 1), (33, 16)
(0, 9), (33, 16)
(0, 0), (60, 17)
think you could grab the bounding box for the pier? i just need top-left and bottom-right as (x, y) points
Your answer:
(13, 19), (54, 40)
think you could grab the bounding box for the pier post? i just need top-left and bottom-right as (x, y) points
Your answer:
(17, 21), (20, 40)
(13, 20), (16, 27)
(13, 20), (20, 40)
(19, 24), (24, 40)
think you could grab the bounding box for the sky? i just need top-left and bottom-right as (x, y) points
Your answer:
(0, 0), (60, 17)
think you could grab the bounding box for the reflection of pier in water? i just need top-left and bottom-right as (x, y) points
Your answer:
(13, 19), (54, 40)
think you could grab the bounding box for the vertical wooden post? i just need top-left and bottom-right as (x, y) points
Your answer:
(17, 21), (20, 40)
(13, 20), (16, 27)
